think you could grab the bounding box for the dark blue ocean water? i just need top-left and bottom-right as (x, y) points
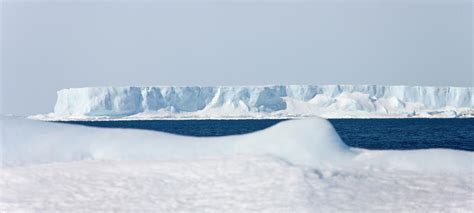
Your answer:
(59, 119), (474, 151)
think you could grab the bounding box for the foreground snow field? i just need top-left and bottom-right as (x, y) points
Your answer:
(31, 85), (474, 120)
(1, 117), (473, 212)
(1, 156), (473, 212)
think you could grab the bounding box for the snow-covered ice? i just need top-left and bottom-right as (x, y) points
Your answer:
(1, 116), (473, 212)
(31, 85), (474, 120)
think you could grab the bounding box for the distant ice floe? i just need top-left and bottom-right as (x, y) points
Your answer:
(1, 116), (473, 211)
(30, 85), (473, 121)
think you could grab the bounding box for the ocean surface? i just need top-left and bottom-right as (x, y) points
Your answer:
(59, 119), (474, 151)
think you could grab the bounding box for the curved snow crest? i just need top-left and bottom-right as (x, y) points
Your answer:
(1, 117), (472, 173)
(45, 85), (473, 120)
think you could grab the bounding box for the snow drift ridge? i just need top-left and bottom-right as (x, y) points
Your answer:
(1, 116), (472, 173)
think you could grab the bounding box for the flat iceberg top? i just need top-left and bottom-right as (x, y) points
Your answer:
(34, 85), (474, 120)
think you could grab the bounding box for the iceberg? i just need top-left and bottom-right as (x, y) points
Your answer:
(34, 85), (473, 120)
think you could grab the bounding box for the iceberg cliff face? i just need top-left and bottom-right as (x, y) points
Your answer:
(48, 85), (473, 119)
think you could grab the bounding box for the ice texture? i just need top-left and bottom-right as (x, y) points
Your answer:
(47, 85), (473, 120)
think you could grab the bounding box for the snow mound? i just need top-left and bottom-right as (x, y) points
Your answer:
(38, 85), (474, 120)
(1, 116), (350, 168)
(1, 116), (472, 173)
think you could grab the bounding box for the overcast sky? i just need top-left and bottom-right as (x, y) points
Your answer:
(1, 0), (472, 115)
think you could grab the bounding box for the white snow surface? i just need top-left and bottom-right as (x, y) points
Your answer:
(1, 116), (473, 212)
(32, 85), (474, 120)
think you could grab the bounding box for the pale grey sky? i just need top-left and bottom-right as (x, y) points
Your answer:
(1, 0), (472, 115)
